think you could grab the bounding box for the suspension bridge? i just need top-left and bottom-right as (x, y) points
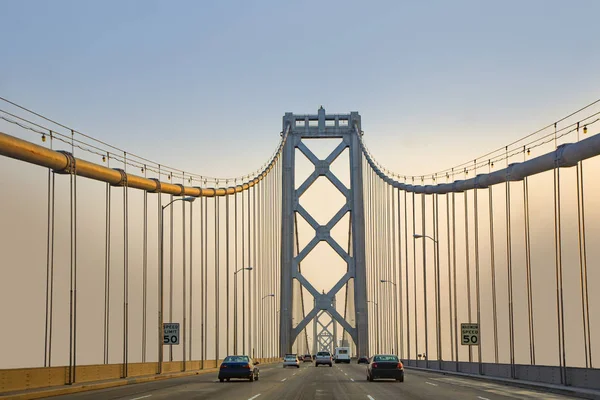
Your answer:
(0, 98), (599, 399)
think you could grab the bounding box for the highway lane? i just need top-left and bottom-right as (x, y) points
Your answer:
(50, 361), (581, 400)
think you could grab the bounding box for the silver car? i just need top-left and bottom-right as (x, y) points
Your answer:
(283, 355), (300, 368)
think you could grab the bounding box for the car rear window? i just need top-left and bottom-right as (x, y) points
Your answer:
(339, 349), (348, 354)
(317, 352), (330, 356)
(224, 356), (249, 362)
(373, 355), (398, 362)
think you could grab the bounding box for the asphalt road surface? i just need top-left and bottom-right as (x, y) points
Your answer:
(50, 362), (581, 400)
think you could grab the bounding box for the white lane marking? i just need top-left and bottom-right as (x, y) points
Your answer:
(281, 378), (287, 382)
(130, 396), (152, 400)
(425, 381), (438, 386)
(478, 397), (490, 400)
(367, 396), (375, 400)
(350, 378), (355, 382)
(248, 395), (262, 400)
(292, 373), (296, 376)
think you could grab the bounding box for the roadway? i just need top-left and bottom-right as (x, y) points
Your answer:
(50, 362), (580, 400)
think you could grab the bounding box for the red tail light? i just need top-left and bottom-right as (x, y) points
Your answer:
(243, 364), (251, 369)
(220, 364), (227, 369)
(397, 362), (404, 369)
(372, 362), (378, 368)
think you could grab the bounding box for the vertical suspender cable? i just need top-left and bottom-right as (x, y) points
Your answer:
(391, 185), (398, 356)
(189, 190), (194, 362)
(252, 184), (257, 358)
(488, 171), (499, 364)
(464, 187), (472, 363)
(68, 130), (78, 384)
(182, 177), (187, 370)
(123, 153), (129, 377)
(553, 148), (567, 385)
(203, 196), (208, 366)
(169, 192), (174, 362)
(142, 166), (148, 363)
(474, 182), (482, 372)
(452, 189), (459, 368)
(404, 190), (410, 362)
(397, 189), (404, 360)
(506, 163), (515, 379)
(434, 193), (441, 363)
(226, 189), (230, 356)
(200, 194), (205, 368)
(445, 182), (454, 362)
(44, 132), (55, 367)
(421, 192), (428, 365)
(215, 194), (220, 363)
(234, 184), (239, 355)
(576, 125), (592, 368)
(524, 172), (535, 365)
(157, 167), (163, 374)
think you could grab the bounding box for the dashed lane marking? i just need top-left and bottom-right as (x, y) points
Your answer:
(425, 382), (438, 386)
(130, 396), (152, 400)
(367, 396), (375, 400)
(478, 397), (490, 400)
(248, 395), (262, 400)
(350, 378), (355, 382)
(281, 378), (287, 382)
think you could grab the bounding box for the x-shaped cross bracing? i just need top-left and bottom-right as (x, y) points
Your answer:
(291, 137), (358, 345)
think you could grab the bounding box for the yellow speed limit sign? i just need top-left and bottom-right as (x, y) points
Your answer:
(461, 323), (479, 345)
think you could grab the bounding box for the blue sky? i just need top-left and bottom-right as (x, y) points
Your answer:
(2, 0), (599, 178)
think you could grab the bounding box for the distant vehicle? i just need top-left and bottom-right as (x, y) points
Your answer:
(283, 354), (300, 368)
(315, 351), (333, 367)
(218, 355), (260, 382)
(366, 354), (403, 382)
(357, 356), (369, 364)
(303, 354), (312, 362)
(334, 347), (351, 364)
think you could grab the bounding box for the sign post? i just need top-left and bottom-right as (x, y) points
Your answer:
(163, 323), (180, 345)
(461, 323), (479, 346)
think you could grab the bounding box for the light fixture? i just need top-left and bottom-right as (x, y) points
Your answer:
(527, 148), (530, 156)
(584, 126), (588, 134)
(491, 162), (494, 168)
(102, 155), (106, 163)
(41, 134), (46, 142)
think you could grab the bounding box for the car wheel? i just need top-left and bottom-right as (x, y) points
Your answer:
(227, 378), (230, 382)
(255, 373), (259, 381)
(219, 378), (224, 382)
(367, 374), (372, 382)
(249, 374), (254, 382)
(398, 376), (404, 383)
(297, 365), (300, 368)
(329, 364), (332, 367)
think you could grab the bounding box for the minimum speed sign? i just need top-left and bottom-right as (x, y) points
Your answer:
(461, 323), (479, 346)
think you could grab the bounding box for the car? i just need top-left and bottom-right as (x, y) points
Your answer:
(218, 355), (260, 382)
(315, 351), (333, 367)
(283, 354), (300, 368)
(357, 356), (369, 364)
(303, 354), (312, 362)
(366, 354), (404, 382)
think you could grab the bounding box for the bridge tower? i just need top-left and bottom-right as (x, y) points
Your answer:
(279, 107), (369, 357)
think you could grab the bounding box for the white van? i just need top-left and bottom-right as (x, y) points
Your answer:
(334, 347), (351, 363)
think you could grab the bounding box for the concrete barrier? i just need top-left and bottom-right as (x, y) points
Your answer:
(0, 357), (282, 396)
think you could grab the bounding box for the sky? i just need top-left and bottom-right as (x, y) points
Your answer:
(1, 0), (600, 369)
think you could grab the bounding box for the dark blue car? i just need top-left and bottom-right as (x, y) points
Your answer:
(367, 354), (404, 382)
(218, 355), (260, 382)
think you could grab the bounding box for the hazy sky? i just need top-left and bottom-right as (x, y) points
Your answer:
(2, 0), (600, 178)
(1, 0), (600, 369)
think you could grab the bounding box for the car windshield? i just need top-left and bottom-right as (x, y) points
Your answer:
(373, 355), (398, 362)
(223, 356), (249, 363)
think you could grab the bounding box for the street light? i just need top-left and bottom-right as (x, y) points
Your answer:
(367, 300), (380, 354)
(380, 279), (399, 355)
(414, 232), (441, 365)
(234, 266), (253, 355)
(158, 196), (195, 374)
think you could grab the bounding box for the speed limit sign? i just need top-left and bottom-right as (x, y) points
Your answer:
(163, 323), (180, 345)
(461, 323), (479, 346)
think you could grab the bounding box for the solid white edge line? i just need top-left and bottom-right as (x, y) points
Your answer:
(248, 395), (262, 400)
(130, 396), (152, 400)
(367, 395), (375, 400)
(477, 397), (490, 400)
(350, 378), (354, 382)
